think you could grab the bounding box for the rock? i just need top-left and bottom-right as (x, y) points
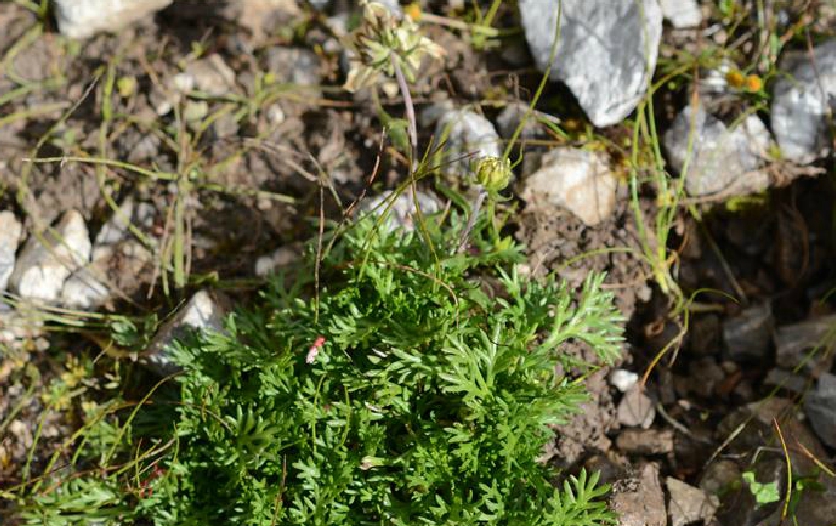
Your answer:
(700, 460), (741, 497)
(616, 429), (674, 455)
(687, 357), (725, 398)
(60, 199), (156, 310)
(804, 372), (836, 448)
(495, 102), (559, 141)
(763, 367), (807, 394)
(519, 0), (662, 127)
(660, 0), (701, 28)
(255, 246), (302, 277)
(771, 38), (836, 161)
(723, 303), (773, 362)
(666, 478), (719, 526)
(265, 48), (322, 86)
(775, 314), (836, 371)
(0, 305), (46, 355)
(610, 368), (639, 392)
(358, 190), (441, 233)
(9, 210), (91, 303)
(143, 290), (231, 376)
(0, 211), (22, 292)
(688, 314), (721, 355)
(609, 463), (667, 526)
(53, 0), (173, 39)
(435, 109), (501, 177)
(616, 385), (655, 428)
(664, 105), (771, 198)
(184, 54), (237, 96)
(521, 147), (617, 226)
(221, 0), (301, 41)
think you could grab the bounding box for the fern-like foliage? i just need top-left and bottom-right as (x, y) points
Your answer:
(21, 209), (623, 526)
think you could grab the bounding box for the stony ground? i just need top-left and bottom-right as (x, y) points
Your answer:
(1, 1), (836, 525)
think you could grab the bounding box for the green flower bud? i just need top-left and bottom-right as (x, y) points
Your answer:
(476, 156), (511, 193)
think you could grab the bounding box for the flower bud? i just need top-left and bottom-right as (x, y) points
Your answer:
(476, 156), (511, 193)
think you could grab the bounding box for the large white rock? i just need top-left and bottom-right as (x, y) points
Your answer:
(771, 38), (836, 161)
(664, 105), (771, 197)
(435, 109), (501, 177)
(0, 211), (22, 292)
(53, 0), (173, 39)
(660, 0), (701, 28)
(9, 210), (91, 303)
(519, 0), (663, 127)
(521, 148), (617, 226)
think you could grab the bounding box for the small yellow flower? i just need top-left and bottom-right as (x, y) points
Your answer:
(744, 74), (763, 92)
(725, 69), (745, 89)
(405, 3), (422, 21)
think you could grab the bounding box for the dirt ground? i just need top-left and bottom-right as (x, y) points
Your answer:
(1, 1), (835, 525)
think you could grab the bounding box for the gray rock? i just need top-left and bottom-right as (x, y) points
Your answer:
(660, 0), (701, 28)
(775, 314), (836, 371)
(143, 290), (231, 376)
(771, 38), (836, 161)
(617, 385), (655, 428)
(184, 54), (237, 96)
(616, 429), (674, 455)
(700, 460), (741, 497)
(665, 105), (771, 197)
(804, 372), (836, 448)
(255, 246), (302, 277)
(666, 478), (719, 526)
(9, 210), (91, 303)
(610, 463), (667, 526)
(358, 190), (441, 233)
(763, 367), (808, 394)
(723, 303), (773, 362)
(521, 147), (617, 226)
(61, 269), (110, 310)
(495, 102), (559, 141)
(265, 48), (322, 86)
(0, 211), (23, 292)
(53, 0), (172, 39)
(435, 109), (501, 177)
(519, 0), (663, 127)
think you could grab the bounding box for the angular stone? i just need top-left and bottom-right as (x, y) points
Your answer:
(521, 147), (617, 226)
(143, 290), (231, 376)
(771, 38), (836, 161)
(0, 211), (22, 292)
(666, 478), (719, 526)
(184, 54), (237, 96)
(723, 303), (773, 362)
(54, 0), (173, 39)
(610, 463), (667, 526)
(617, 385), (655, 428)
(804, 372), (836, 448)
(665, 105), (771, 198)
(519, 0), (662, 127)
(265, 48), (322, 86)
(9, 210), (91, 303)
(616, 429), (674, 455)
(775, 314), (836, 371)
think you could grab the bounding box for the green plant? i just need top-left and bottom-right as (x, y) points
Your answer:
(742, 470), (781, 507)
(16, 202), (623, 525)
